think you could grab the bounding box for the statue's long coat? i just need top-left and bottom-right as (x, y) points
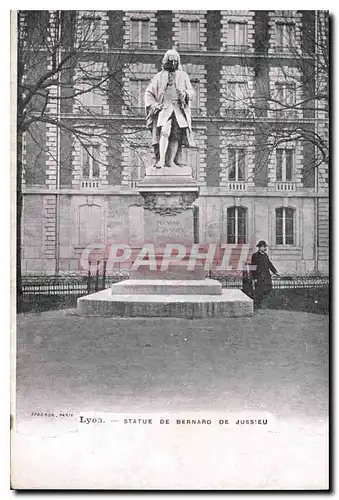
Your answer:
(145, 69), (195, 148)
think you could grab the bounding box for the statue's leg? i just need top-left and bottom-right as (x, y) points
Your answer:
(167, 139), (179, 168)
(167, 117), (180, 168)
(157, 120), (171, 168)
(153, 144), (159, 163)
(175, 145), (184, 166)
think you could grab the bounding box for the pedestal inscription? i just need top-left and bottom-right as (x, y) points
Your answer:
(145, 210), (193, 246)
(142, 191), (197, 246)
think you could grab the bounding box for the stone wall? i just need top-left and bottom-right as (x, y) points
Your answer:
(20, 10), (328, 276)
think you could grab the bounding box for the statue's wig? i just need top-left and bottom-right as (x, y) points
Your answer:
(162, 49), (182, 70)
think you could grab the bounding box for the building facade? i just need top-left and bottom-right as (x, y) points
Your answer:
(20, 10), (329, 275)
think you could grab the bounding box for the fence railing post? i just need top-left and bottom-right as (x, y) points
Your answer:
(95, 261), (100, 292)
(103, 260), (107, 290)
(87, 262), (91, 294)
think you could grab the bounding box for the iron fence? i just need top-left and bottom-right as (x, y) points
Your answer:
(210, 273), (329, 290)
(21, 271), (329, 296)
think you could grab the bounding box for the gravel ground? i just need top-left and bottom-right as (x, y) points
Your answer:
(15, 308), (328, 418)
(13, 309), (329, 489)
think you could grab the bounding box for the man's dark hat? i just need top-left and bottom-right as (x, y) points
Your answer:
(256, 240), (268, 247)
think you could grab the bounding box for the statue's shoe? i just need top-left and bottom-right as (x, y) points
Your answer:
(155, 161), (165, 169)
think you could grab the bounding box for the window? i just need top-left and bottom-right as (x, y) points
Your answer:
(190, 79), (200, 115)
(227, 206), (247, 244)
(82, 145), (100, 179)
(82, 15), (101, 43)
(275, 83), (296, 116)
(275, 23), (295, 52)
(276, 207), (294, 245)
(128, 79), (148, 113)
(228, 148), (245, 181)
(227, 81), (248, 109)
(130, 19), (150, 48)
(276, 148), (294, 181)
(76, 80), (105, 113)
(228, 22), (248, 50)
(275, 207), (294, 245)
(179, 20), (200, 50)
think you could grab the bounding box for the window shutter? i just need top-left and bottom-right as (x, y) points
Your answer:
(82, 148), (90, 178)
(180, 21), (189, 45)
(276, 24), (284, 47)
(141, 20), (150, 45)
(285, 150), (294, 181)
(131, 20), (139, 45)
(276, 149), (283, 181)
(276, 207), (284, 244)
(228, 22), (236, 46)
(228, 148), (236, 180)
(287, 24), (295, 48)
(285, 208), (294, 244)
(191, 80), (200, 111)
(227, 207), (236, 244)
(238, 207), (247, 244)
(191, 21), (199, 47)
(92, 146), (100, 177)
(238, 149), (246, 181)
(238, 23), (247, 46)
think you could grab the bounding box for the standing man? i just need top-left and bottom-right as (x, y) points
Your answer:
(251, 240), (279, 309)
(145, 49), (195, 168)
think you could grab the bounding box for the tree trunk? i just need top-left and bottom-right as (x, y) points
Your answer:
(16, 129), (23, 312)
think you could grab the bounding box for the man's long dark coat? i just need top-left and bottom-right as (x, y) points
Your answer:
(250, 250), (278, 297)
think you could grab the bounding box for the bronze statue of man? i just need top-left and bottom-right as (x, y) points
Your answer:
(145, 49), (195, 169)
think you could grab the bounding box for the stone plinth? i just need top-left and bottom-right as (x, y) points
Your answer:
(77, 163), (253, 318)
(139, 164), (198, 190)
(111, 279), (222, 295)
(77, 289), (253, 318)
(130, 261), (207, 280)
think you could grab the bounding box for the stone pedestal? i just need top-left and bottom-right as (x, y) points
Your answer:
(77, 163), (253, 318)
(138, 165), (198, 246)
(132, 164), (203, 281)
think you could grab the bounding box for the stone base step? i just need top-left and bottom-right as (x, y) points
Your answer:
(130, 261), (207, 280)
(77, 289), (253, 318)
(111, 279), (222, 295)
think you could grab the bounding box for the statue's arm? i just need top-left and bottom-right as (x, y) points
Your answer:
(145, 76), (160, 109)
(145, 77), (164, 123)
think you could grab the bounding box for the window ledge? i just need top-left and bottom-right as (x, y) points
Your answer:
(270, 245), (302, 252)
